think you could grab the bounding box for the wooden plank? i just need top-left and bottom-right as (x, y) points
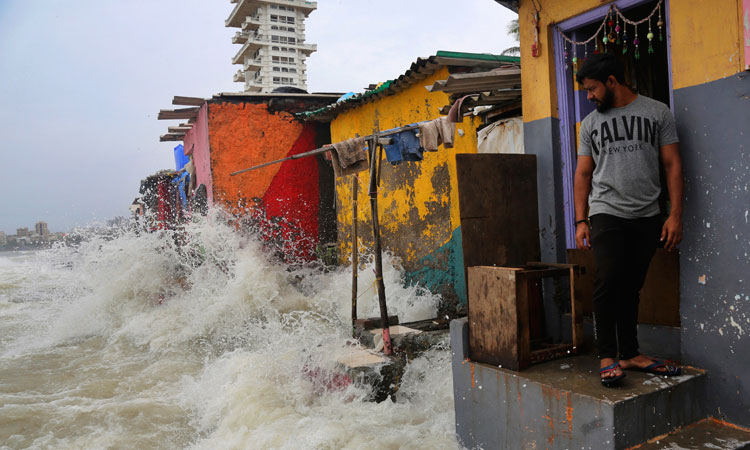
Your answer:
(456, 154), (541, 301)
(566, 249), (595, 318)
(639, 249), (680, 326)
(529, 344), (574, 364)
(168, 126), (192, 132)
(157, 107), (200, 120)
(172, 96), (205, 106)
(566, 248), (680, 327)
(160, 134), (184, 142)
(468, 266), (521, 370)
(516, 271), (530, 369)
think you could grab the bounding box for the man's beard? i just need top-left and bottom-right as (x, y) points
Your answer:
(594, 87), (615, 112)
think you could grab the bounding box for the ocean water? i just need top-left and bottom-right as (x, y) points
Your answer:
(0, 215), (459, 449)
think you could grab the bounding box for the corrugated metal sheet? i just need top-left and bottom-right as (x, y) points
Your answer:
(299, 51), (520, 121)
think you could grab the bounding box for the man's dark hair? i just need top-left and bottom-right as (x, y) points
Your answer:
(575, 53), (626, 85)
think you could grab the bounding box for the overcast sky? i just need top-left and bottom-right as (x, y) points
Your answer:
(0, 0), (517, 234)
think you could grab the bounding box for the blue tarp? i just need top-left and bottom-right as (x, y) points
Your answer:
(174, 144), (189, 171)
(172, 172), (190, 210)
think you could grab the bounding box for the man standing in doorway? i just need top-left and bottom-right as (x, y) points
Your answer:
(573, 53), (684, 386)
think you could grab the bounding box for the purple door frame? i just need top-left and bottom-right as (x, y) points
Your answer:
(552, 0), (673, 248)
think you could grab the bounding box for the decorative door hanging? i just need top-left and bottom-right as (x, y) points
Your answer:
(557, 0), (664, 73)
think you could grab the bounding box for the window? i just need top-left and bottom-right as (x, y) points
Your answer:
(272, 76), (295, 85)
(273, 67), (280, 72)
(271, 35), (295, 45)
(288, 68), (297, 73)
(271, 25), (279, 30)
(270, 14), (278, 22)
(271, 55), (295, 65)
(272, 46), (280, 51)
(270, 4), (277, 9)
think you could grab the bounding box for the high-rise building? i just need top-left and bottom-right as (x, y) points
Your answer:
(0, 232), (6, 246)
(226, 0), (318, 93)
(35, 221), (49, 236)
(16, 227), (29, 238)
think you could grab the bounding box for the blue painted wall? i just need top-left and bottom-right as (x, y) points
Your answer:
(674, 73), (750, 426)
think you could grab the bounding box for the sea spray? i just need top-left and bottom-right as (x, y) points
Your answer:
(0, 212), (460, 449)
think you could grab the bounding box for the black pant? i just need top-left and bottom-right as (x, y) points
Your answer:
(590, 213), (661, 360)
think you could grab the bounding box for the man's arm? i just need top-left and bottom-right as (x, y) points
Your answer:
(659, 142), (684, 251)
(574, 155), (595, 249)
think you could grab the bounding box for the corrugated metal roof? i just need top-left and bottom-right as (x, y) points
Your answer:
(429, 66), (523, 118)
(425, 66), (521, 94)
(493, 0), (519, 13)
(298, 51), (520, 121)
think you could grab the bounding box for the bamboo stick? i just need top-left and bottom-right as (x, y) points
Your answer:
(229, 125), (408, 176)
(367, 137), (392, 355)
(351, 174), (359, 329)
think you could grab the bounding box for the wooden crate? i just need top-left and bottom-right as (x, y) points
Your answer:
(467, 264), (583, 371)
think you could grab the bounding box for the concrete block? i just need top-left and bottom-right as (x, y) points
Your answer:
(451, 318), (707, 449)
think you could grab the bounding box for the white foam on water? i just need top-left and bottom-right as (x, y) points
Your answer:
(0, 212), (459, 449)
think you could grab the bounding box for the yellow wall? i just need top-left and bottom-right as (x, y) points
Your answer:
(330, 66), (480, 303)
(518, 0), (745, 122)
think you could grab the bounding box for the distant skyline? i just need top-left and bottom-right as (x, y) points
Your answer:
(0, 0), (517, 234)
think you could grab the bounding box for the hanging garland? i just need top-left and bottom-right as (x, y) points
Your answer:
(557, 0), (665, 73)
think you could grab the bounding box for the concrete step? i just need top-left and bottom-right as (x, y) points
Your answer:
(450, 318), (707, 450)
(634, 419), (750, 449)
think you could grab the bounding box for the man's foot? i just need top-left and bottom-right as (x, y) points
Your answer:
(619, 355), (681, 376)
(600, 358), (625, 386)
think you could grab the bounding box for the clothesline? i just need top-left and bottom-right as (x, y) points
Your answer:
(229, 122), (427, 176)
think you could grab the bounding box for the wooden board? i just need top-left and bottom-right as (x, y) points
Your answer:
(456, 154), (541, 300)
(468, 266), (524, 370)
(566, 248), (680, 327)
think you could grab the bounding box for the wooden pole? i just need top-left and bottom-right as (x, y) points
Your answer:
(229, 127), (405, 176)
(351, 174), (359, 329)
(367, 138), (392, 355)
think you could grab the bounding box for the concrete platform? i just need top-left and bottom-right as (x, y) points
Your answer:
(635, 419), (750, 449)
(451, 318), (707, 449)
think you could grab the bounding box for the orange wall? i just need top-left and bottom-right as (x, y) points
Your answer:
(207, 102), (303, 210)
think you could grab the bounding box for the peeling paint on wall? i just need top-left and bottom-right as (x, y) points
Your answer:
(331, 66), (482, 307)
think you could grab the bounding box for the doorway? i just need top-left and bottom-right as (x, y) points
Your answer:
(553, 0), (673, 248)
(553, 0), (680, 331)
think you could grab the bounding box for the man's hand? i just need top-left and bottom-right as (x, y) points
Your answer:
(576, 222), (591, 249)
(661, 214), (683, 251)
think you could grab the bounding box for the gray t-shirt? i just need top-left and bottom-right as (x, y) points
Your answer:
(578, 95), (679, 219)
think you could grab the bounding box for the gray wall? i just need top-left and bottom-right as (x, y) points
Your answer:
(673, 73), (750, 426)
(523, 116), (567, 264)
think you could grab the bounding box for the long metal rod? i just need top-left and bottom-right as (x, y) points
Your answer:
(351, 174), (359, 330)
(230, 122), (421, 176)
(368, 137), (392, 355)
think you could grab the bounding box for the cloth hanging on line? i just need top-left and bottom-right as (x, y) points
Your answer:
(331, 137), (368, 177)
(418, 120), (440, 152)
(437, 116), (455, 148)
(383, 126), (424, 165)
(418, 117), (456, 151)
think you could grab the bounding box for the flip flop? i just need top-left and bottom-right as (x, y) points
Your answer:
(600, 362), (626, 387)
(629, 360), (681, 376)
